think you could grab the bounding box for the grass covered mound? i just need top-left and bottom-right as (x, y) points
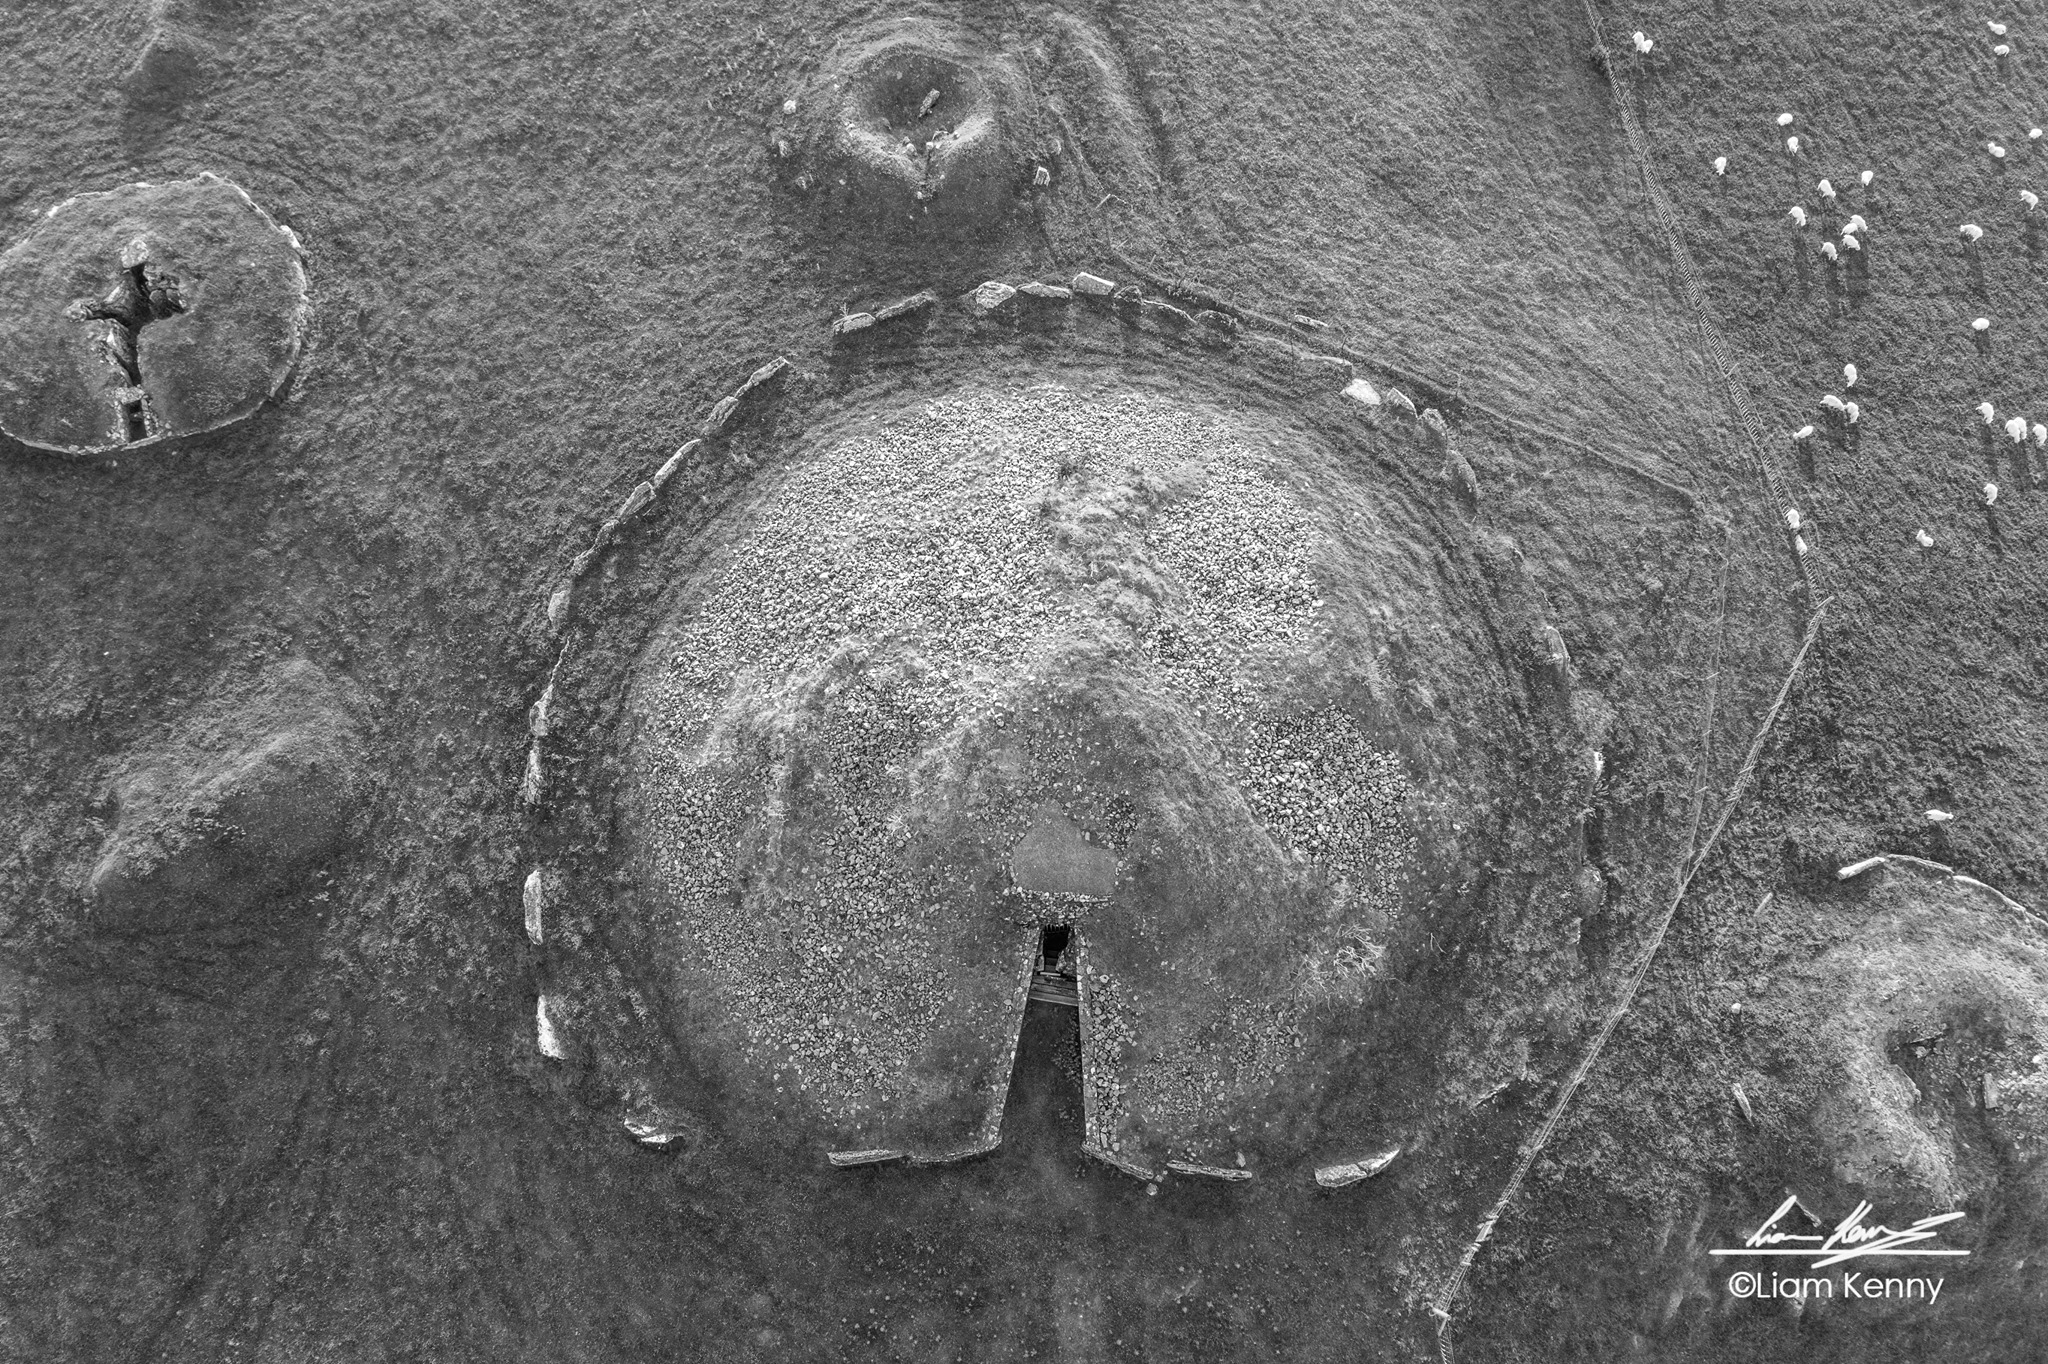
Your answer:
(0, 173), (308, 456)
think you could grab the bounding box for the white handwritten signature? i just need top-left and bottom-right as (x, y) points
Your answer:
(1708, 1194), (1970, 1269)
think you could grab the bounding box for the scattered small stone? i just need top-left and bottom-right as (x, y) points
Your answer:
(1070, 271), (1116, 296)
(1017, 281), (1072, 302)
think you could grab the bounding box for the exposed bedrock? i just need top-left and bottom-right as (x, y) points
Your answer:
(0, 173), (309, 456)
(89, 660), (369, 930)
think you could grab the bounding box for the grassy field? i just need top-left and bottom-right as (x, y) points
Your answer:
(1, 0), (2043, 1360)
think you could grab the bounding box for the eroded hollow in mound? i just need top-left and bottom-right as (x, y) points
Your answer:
(619, 379), (1529, 1164)
(790, 18), (1036, 227)
(0, 172), (309, 456)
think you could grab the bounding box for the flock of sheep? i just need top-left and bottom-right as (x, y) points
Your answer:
(1637, 18), (2039, 546)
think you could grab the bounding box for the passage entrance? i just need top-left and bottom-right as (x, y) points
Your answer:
(1027, 926), (1078, 1008)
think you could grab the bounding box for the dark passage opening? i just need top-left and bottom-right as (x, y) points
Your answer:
(1039, 925), (1070, 974)
(87, 260), (186, 441)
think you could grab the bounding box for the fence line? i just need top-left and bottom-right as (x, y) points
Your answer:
(1579, 0), (1823, 602)
(1430, 600), (1831, 1364)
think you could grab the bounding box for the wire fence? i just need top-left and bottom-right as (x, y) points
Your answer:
(1430, 599), (1830, 1364)
(1579, 0), (1824, 603)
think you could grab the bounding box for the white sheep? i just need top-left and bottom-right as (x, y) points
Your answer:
(1860, 169), (1875, 186)
(1844, 363), (1859, 387)
(1926, 809), (1955, 823)
(2006, 415), (2028, 442)
(1786, 135), (1801, 155)
(1845, 401), (1861, 424)
(1795, 534), (1811, 557)
(1973, 316), (1992, 332)
(1844, 214), (1869, 233)
(1785, 508), (1803, 530)
(1820, 240), (1839, 261)
(1989, 21), (2009, 35)
(1714, 155), (1728, 175)
(1817, 177), (1836, 199)
(1788, 205), (1808, 226)
(1820, 394), (1847, 412)
(2034, 422), (2046, 447)
(1991, 141), (2008, 158)
(1961, 222), (1985, 242)
(1986, 481), (2001, 504)
(1632, 30), (1654, 54)
(1996, 43), (2012, 56)
(2023, 190), (2040, 211)
(1977, 401), (1998, 424)
(1793, 424), (1816, 440)
(1915, 529), (1935, 548)
(1777, 112), (1795, 127)
(1841, 232), (1862, 251)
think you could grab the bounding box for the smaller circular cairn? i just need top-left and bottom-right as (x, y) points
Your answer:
(791, 18), (1035, 226)
(0, 172), (309, 456)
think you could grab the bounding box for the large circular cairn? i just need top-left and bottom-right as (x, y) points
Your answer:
(0, 172), (309, 455)
(622, 381), (1516, 1166)
(789, 18), (1035, 225)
